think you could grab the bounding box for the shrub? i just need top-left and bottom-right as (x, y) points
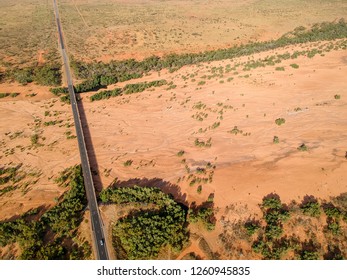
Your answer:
(90, 88), (122, 101)
(31, 134), (39, 145)
(0, 93), (10, 99)
(290, 63), (299, 69)
(50, 87), (68, 96)
(326, 220), (341, 235)
(297, 143), (308, 151)
(300, 250), (319, 260)
(197, 185), (202, 194)
(275, 118), (286, 126)
(265, 223), (283, 239)
(13, 68), (33, 85)
(275, 67), (285, 71)
(334, 94), (341, 99)
(323, 205), (341, 219)
(194, 138), (212, 148)
(244, 221), (260, 236)
(262, 197), (282, 210)
(301, 201), (321, 217)
(229, 126), (242, 135)
(100, 75), (118, 86)
(74, 76), (104, 93)
(273, 136), (279, 144)
(10, 92), (20, 98)
(34, 64), (62, 86)
(189, 206), (215, 231)
(177, 150), (185, 157)
(123, 160), (133, 167)
(123, 80), (167, 94)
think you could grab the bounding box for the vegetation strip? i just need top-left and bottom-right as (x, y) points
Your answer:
(0, 165), (91, 259)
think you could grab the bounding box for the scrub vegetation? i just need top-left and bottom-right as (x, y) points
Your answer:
(0, 165), (91, 260)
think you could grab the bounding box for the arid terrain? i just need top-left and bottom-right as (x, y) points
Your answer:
(0, 0), (347, 260)
(58, 0), (347, 61)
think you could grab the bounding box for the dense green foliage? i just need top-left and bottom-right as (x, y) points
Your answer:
(70, 20), (347, 81)
(50, 87), (68, 95)
(74, 76), (106, 93)
(100, 186), (189, 259)
(241, 194), (347, 260)
(89, 88), (122, 101)
(9, 64), (62, 86)
(34, 64), (62, 86)
(0, 165), (91, 259)
(301, 200), (321, 217)
(100, 185), (171, 206)
(123, 80), (167, 94)
(244, 221), (260, 236)
(114, 205), (188, 259)
(89, 79), (167, 101)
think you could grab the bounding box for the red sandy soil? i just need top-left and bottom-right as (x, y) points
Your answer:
(85, 44), (347, 257)
(0, 83), (79, 221)
(1, 41), (346, 259)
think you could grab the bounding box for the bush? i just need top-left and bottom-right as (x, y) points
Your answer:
(326, 219), (341, 235)
(100, 75), (118, 86)
(301, 201), (321, 217)
(297, 143), (308, 151)
(10, 92), (20, 98)
(275, 118), (286, 126)
(262, 197), (282, 210)
(189, 206), (215, 231)
(74, 76), (104, 93)
(323, 205), (341, 218)
(290, 63), (299, 69)
(123, 160), (133, 167)
(123, 80), (167, 94)
(31, 134), (39, 145)
(34, 64), (62, 86)
(265, 223), (283, 239)
(13, 68), (33, 85)
(194, 138), (212, 148)
(197, 185), (202, 194)
(50, 87), (68, 96)
(90, 88), (122, 101)
(244, 221), (260, 235)
(273, 136), (279, 144)
(300, 250), (319, 260)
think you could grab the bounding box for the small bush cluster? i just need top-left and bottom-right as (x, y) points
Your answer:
(275, 118), (286, 126)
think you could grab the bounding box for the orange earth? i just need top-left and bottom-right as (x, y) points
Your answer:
(0, 40), (346, 259)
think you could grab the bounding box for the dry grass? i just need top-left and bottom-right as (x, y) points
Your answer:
(0, 0), (59, 68)
(58, 0), (347, 62)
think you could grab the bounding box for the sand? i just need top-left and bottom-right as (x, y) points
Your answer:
(1, 40), (346, 258)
